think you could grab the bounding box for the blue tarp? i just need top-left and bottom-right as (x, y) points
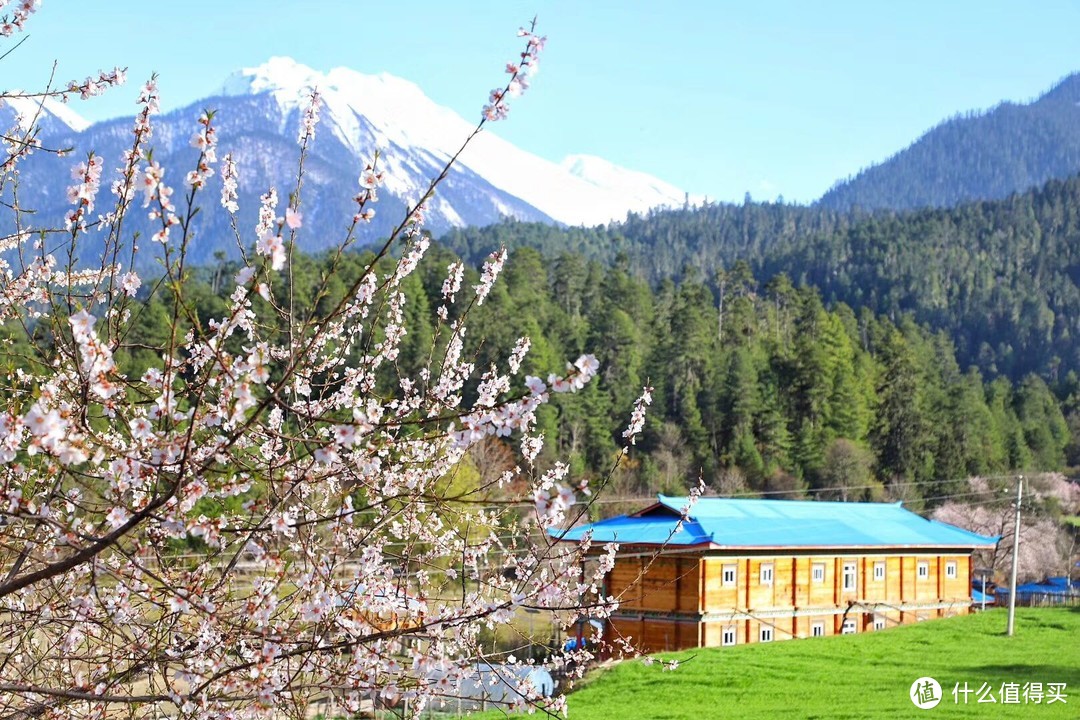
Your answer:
(971, 589), (995, 605)
(1008, 577), (1080, 595)
(552, 495), (1000, 549)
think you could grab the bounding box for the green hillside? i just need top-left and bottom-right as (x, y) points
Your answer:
(118, 246), (1070, 499)
(553, 609), (1079, 719)
(818, 73), (1080, 212)
(440, 172), (1080, 381)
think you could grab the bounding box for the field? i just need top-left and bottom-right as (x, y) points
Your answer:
(530, 608), (1079, 719)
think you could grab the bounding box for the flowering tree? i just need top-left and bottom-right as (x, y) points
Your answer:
(0, 11), (650, 718)
(931, 475), (1079, 583)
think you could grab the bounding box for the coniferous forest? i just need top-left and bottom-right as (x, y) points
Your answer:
(76, 239), (1075, 511)
(443, 173), (1080, 382)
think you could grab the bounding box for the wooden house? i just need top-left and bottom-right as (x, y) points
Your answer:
(558, 496), (999, 653)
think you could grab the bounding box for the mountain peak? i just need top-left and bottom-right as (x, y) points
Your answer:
(562, 154), (697, 210)
(222, 58), (429, 110)
(0, 92), (89, 133)
(221, 56), (322, 100)
(817, 69), (1080, 212)
(1039, 71), (1080, 105)
(211, 58), (691, 224)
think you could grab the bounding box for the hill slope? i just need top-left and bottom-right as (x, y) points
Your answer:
(551, 609), (1079, 719)
(819, 73), (1080, 211)
(442, 172), (1080, 380)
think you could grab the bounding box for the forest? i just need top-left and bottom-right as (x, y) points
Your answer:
(62, 242), (1075, 510)
(442, 172), (1080, 381)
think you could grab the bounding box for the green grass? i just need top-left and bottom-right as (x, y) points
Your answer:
(536, 609), (1080, 719)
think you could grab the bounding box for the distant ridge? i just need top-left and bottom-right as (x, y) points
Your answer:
(818, 72), (1080, 211)
(4, 57), (691, 267)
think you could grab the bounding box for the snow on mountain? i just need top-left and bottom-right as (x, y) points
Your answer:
(561, 153), (690, 210)
(3, 58), (693, 270)
(221, 57), (687, 226)
(0, 92), (90, 132)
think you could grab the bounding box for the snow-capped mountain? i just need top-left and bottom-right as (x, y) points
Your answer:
(220, 57), (686, 226)
(6, 58), (689, 267)
(0, 92), (89, 138)
(561, 154), (695, 210)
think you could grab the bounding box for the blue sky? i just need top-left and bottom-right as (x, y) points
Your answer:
(6, 1), (1080, 203)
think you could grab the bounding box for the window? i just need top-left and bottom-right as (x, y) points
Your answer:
(759, 626), (773, 642)
(722, 626), (737, 646)
(811, 622), (825, 638)
(917, 562), (929, 579)
(811, 563), (825, 583)
(842, 562), (857, 592)
(873, 561), (886, 582)
(873, 615), (887, 631)
(945, 561), (957, 579)
(841, 618), (857, 635)
(760, 563), (774, 586)
(722, 564), (737, 587)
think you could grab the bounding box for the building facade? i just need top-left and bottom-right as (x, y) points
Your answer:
(559, 496), (998, 653)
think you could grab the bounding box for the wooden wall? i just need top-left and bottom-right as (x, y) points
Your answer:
(609, 556), (700, 614)
(607, 616), (699, 654)
(700, 553), (972, 612)
(606, 551), (974, 652)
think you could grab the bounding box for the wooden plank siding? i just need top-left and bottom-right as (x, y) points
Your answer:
(604, 552), (975, 653)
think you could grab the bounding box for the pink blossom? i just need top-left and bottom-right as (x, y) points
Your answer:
(120, 271), (141, 297)
(256, 231), (286, 271)
(285, 207), (302, 229)
(105, 506), (130, 529)
(525, 375), (547, 396)
(332, 423), (357, 447)
(219, 153), (239, 213)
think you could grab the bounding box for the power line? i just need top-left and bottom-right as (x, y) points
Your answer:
(451, 472), (1046, 512)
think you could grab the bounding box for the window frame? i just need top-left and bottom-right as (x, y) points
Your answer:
(917, 561), (930, 580)
(945, 561), (957, 579)
(759, 562), (774, 586)
(842, 561), (857, 592)
(811, 562), (825, 583)
(811, 622), (825, 638)
(722, 563), (737, 588)
(873, 561), (886, 582)
(841, 618), (857, 635)
(873, 615), (887, 631)
(759, 626), (774, 643)
(722, 626), (737, 647)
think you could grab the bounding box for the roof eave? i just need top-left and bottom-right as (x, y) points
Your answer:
(703, 543), (999, 551)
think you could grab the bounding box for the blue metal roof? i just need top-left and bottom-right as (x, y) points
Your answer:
(553, 495), (999, 550)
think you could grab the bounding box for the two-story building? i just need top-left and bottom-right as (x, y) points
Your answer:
(558, 495), (999, 653)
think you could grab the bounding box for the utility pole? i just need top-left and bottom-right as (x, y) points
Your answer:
(1006, 475), (1023, 637)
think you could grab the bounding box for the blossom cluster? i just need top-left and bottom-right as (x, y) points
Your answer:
(622, 384), (653, 448)
(483, 24), (546, 121)
(68, 66), (126, 100)
(64, 153), (104, 231)
(0, 0), (39, 37)
(184, 110), (217, 189)
(0, 21), (649, 720)
(220, 152), (239, 212)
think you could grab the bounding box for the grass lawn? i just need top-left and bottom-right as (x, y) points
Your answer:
(538, 608), (1079, 719)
